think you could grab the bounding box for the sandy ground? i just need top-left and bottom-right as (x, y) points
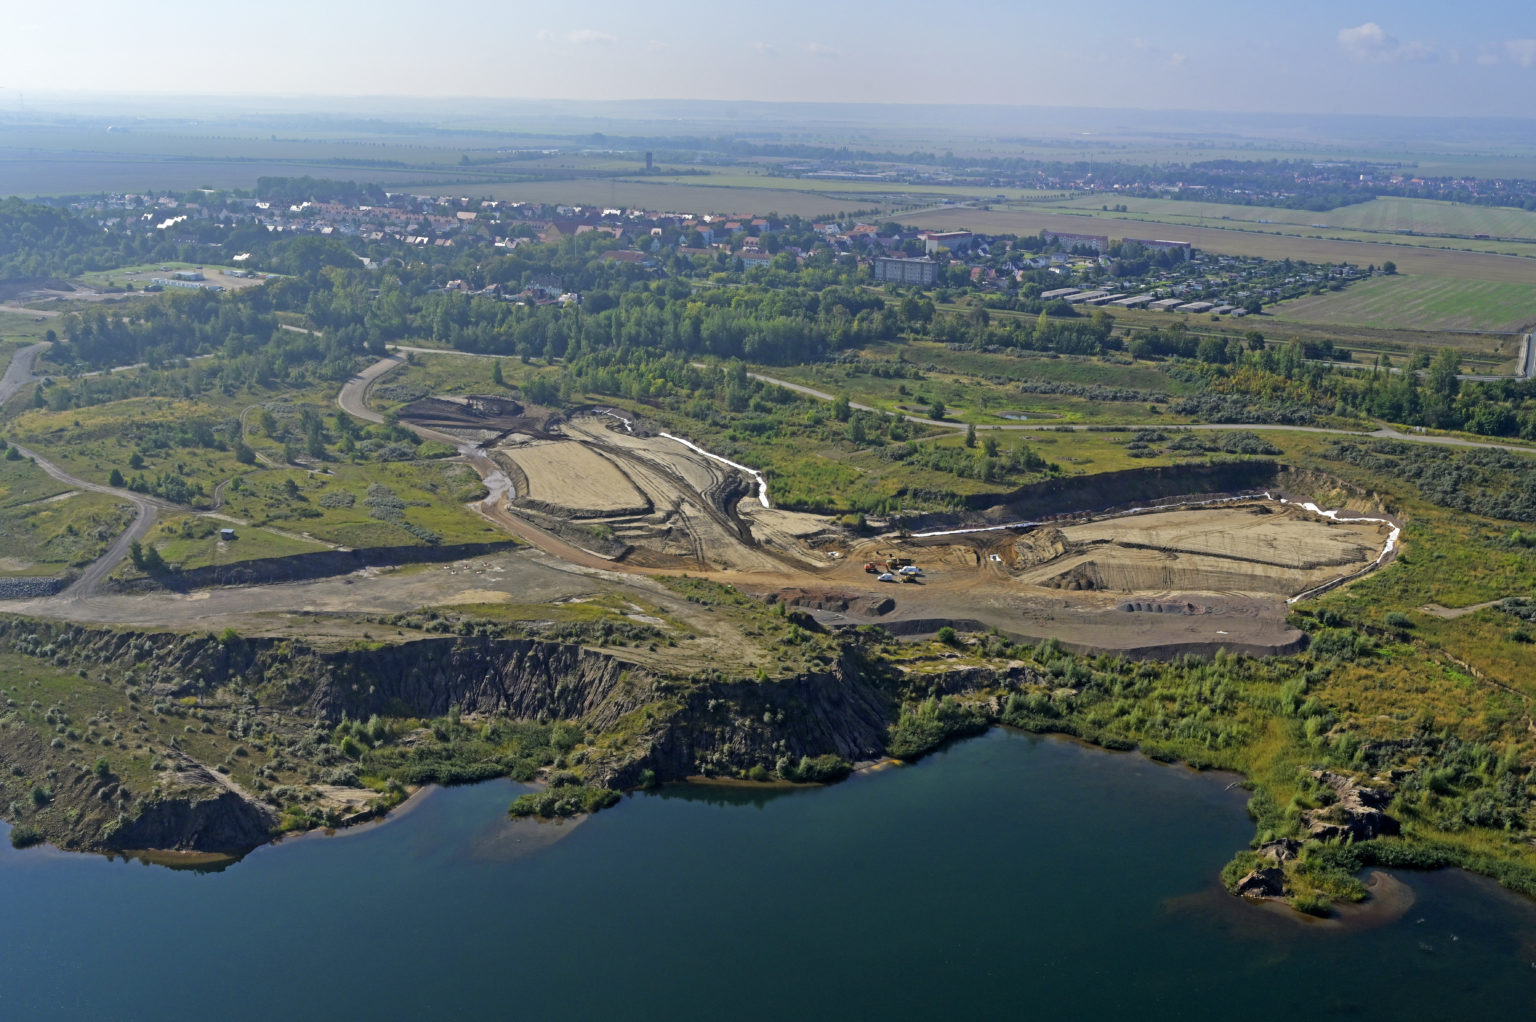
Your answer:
(497, 439), (651, 515)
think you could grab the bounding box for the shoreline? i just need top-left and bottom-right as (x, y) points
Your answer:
(0, 726), (1516, 940)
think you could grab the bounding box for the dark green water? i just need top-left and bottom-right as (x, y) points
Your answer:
(5, 729), (1536, 1020)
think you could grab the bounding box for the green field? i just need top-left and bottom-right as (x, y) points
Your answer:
(1270, 274), (1536, 333)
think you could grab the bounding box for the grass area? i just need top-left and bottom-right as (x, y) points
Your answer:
(214, 461), (505, 551)
(0, 452), (134, 578)
(370, 350), (514, 411)
(0, 313), (56, 343)
(751, 358), (1176, 426)
(1105, 305), (1518, 372)
(7, 361), (503, 557)
(1269, 273), (1536, 333)
(885, 341), (1199, 395)
(145, 514), (332, 573)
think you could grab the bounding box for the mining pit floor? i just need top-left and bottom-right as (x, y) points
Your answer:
(5, 398), (1395, 658)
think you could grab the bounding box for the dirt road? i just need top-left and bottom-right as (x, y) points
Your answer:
(0, 341), (49, 405)
(335, 355), (401, 424)
(8, 442), (161, 598)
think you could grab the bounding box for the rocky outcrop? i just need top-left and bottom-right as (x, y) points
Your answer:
(302, 636), (656, 728)
(107, 788), (279, 854)
(774, 589), (894, 617)
(628, 650), (896, 784)
(1234, 866), (1286, 899)
(1303, 771), (1398, 842)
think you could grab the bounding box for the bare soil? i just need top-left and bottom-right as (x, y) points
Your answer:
(12, 367), (1394, 658)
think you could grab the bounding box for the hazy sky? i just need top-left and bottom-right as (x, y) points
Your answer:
(4, 0), (1535, 117)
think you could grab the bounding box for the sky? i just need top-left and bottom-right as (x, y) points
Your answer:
(3, 0), (1535, 118)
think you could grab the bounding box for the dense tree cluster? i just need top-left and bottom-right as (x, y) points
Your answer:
(1321, 439), (1536, 522)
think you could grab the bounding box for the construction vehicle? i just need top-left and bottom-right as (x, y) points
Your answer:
(863, 562), (879, 573)
(886, 556), (913, 570)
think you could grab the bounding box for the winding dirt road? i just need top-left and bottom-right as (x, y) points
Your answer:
(7, 442), (163, 598)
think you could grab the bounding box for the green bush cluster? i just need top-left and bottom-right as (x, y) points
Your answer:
(887, 696), (988, 760)
(508, 784), (620, 818)
(779, 754), (852, 784)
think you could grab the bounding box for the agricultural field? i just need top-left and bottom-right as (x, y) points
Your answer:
(900, 206), (1536, 282)
(0, 153), (467, 200)
(1269, 274), (1536, 334)
(466, 178), (888, 219)
(616, 170), (1068, 200)
(1049, 194), (1536, 246)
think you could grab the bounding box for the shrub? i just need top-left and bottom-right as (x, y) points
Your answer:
(1291, 892), (1331, 917)
(781, 754), (851, 784)
(887, 697), (988, 760)
(508, 784), (621, 818)
(9, 824), (44, 849)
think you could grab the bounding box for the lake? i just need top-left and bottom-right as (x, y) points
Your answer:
(4, 728), (1535, 1020)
